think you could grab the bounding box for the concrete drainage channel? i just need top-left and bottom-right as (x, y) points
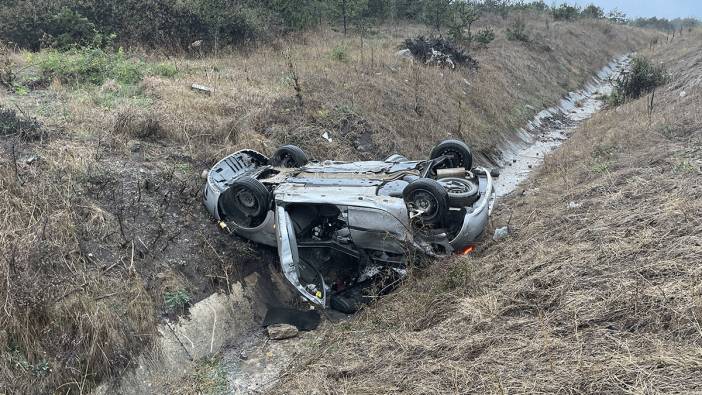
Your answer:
(494, 55), (631, 196)
(100, 55), (632, 394)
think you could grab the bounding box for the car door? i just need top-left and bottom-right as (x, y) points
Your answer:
(274, 205), (327, 307)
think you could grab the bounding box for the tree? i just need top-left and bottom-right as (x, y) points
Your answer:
(552, 3), (580, 21)
(424, 0), (453, 32)
(448, 2), (479, 47)
(581, 4), (604, 19)
(332, 0), (368, 35)
(608, 8), (627, 24)
(269, 0), (325, 30)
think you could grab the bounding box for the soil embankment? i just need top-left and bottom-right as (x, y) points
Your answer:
(1, 16), (657, 394)
(274, 30), (702, 394)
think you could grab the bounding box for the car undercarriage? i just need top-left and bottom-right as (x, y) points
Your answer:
(204, 140), (495, 312)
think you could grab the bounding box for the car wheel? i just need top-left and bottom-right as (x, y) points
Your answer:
(271, 145), (308, 168)
(403, 178), (449, 225)
(330, 293), (363, 314)
(220, 176), (271, 227)
(430, 140), (473, 170)
(438, 177), (480, 207)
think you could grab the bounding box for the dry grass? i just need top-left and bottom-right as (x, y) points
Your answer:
(274, 30), (702, 394)
(0, 15), (659, 394)
(13, 16), (654, 164)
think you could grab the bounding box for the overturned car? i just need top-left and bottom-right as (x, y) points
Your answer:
(204, 140), (495, 312)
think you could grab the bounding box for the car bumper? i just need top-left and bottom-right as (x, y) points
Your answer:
(449, 167), (495, 251)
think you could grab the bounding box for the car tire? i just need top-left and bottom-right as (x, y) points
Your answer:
(271, 145), (309, 168)
(403, 178), (449, 225)
(220, 176), (271, 227)
(430, 140), (473, 170)
(330, 293), (363, 314)
(438, 177), (480, 207)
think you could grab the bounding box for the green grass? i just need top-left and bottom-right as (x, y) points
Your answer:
(592, 161), (610, 173)
(673, 159), (697, 174)
(150, 63), (178, 78)
(191, 356), (228, 395)
(164, 290), (191, 312)
(329, 45), (350, 62)
(29, 47), (178, 86)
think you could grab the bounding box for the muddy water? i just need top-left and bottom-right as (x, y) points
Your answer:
(494, 55), (631, 196)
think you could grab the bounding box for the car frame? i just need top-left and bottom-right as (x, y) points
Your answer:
(204, 140), (495, 311)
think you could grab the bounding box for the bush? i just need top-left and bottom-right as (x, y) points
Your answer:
(33, 47), (136, 85)
(474, 28), (496, 47)
(43, 7), (107, 50)
(32, 47), (177, 86)
(609, 56), (668, 105)
(330, 45), (350, 62)
(0, 0), (281, 52)
(506, 18), (530, 42)
(581, 4), (605, 19)
(164, 290), (191, 313)
(552, 4), (581, 21)
(401, 36), (478, 70)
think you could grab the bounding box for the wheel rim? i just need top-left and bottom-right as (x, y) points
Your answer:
(276, 153), (296, 168)
(411, 189), (438, 220)
(440, 148), (465, 168)
(441, 179), (471, 194)
(235, 188), (260, 215)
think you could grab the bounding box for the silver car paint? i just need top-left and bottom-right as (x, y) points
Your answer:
(204, 149), (495, 308)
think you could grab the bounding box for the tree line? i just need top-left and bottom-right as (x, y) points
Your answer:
(0, 0), (699, 52)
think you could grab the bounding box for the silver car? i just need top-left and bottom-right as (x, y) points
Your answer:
(204, 140), (495, 312)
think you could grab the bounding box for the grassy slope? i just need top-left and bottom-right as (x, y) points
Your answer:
(275, 31), (702, 394)
(0, 14), (654, 394)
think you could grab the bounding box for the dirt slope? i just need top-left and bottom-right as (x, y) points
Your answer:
(0, 15), (656, 394)
(274, 31), (702, 394)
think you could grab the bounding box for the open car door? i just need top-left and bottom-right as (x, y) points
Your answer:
(275, 205), (327, 307)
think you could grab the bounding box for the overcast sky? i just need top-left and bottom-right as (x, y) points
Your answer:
(564, 0), (701, 19)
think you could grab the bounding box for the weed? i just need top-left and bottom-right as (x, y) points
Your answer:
(32, 361), (51, 377)
(673, 159), (697, 174)
(166, 355), (228, 394)
(592, 144), (618, 160)
(6, 348), (50, 377)
(592, 161), (610, 173)
(164, 290), (191, 312)
(329, 45), (350, 62)
(150, 63), (178, 78)
(506, 18), (530, 42)
(284, 51), (303, 109)
(14, 85), (29, 96)
(95, 83), (153, 109)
